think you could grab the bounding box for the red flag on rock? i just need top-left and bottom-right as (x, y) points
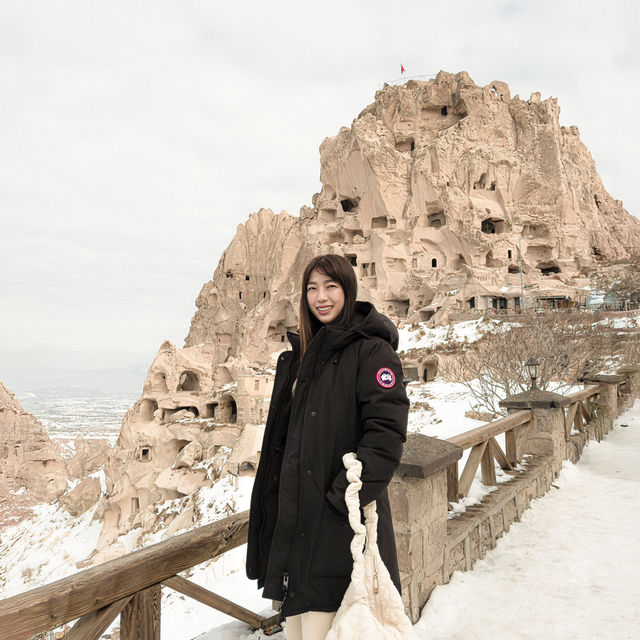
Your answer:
(401, 64), (405, 74)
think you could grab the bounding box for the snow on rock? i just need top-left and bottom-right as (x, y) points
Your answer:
(406, 380), (485, 438)
(398, 318), (502, 353)
(0, 501), (102, 597)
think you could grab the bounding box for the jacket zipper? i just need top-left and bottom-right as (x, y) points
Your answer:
(278, 571), (289, 611)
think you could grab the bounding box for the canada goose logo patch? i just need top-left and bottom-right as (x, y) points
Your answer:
(376, 367), (396, 388)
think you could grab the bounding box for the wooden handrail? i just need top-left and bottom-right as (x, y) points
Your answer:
(565, 384), (601, 402)
(447, 410), (532, 450)
(0, 511), (249, 640)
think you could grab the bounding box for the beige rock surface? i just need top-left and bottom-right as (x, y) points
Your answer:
(96, 343), (272, 551)
(62, 476), (101, 516)
(186, 71), (640, 357)
(65, 435), (111, 480)
(98, 71), (640, 552)
(0, 382), (68, 502)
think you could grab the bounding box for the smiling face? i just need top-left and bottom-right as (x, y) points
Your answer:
(306, 268), (345, 324)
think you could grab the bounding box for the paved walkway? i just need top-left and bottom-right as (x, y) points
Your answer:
(414, 400), (640, 639)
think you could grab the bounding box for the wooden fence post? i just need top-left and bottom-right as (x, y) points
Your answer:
(121, 584), (161, 640)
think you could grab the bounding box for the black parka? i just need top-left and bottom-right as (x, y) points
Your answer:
(246, 302), (409, 617)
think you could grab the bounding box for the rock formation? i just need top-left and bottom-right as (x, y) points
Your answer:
(0, 382), (68, 502)
(187, 71), (640, 358)
(97, 71), (640, 551)
(95, 342), (269, 551)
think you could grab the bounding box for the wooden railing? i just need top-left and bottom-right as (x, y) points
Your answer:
(563, 386), (601, 440)
(445, 409), (533, 501)
(444, 384), (605, 503)
(0, 511), (282, 640)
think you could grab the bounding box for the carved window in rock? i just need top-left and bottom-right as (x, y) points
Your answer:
(419, 309), (435, 321)
(216, 395), (238, 424)
(428, 212), (446, 228)
(441, 106), (448, 116)
(481, 219), (496, 234)
(395, 138), (415, 152)
(361, 262), (376, 278)
(412, 258), (418, 268)
(431, 258), (437, 268)
(203, 402), (217, 419)
(538, 262), (561, 276)
(136, 445), (152, 462)
(507, 250), (512, 259)
(492, 297), (508, 311)
(254, 379), (260, 391)
(372, 216), (388, 229)
(386, 299), (410, 317)
(422, 362), (438, 381)
(508, 265), (520, 274)
(131, 497), (140, 515)
(340, 198), (359, 213)
(239, 461), (256, 476)
(473, 173), (487, 190)
(245, 275), (250, 281)
(345, 253), (357, 266)
(467, 297), (476, 309)
(178, 371), (200, 392)
(225, 271), (233, 278)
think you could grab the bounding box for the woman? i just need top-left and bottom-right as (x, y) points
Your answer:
(246, 254), (409, 639)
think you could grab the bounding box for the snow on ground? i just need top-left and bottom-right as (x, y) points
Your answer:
(406, 379), (486, 439)
(398, 317), (504, 352)
(0, 500), (102, 597)
(595, 314), (640, 330)
(414, 399), (640, 640)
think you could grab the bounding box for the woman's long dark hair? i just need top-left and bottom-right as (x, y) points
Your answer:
(299, 254), (358, 354)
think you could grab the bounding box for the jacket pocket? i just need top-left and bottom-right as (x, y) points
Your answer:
(307, 501), (353, 579)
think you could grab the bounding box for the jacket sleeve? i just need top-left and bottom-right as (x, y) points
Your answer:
(326, 339), (409, 516)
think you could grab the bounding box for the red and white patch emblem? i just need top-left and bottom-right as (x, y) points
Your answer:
(376, 367), (396, 389)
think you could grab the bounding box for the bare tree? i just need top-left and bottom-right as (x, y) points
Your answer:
(592, 254), (640, 307)
(440, 313), (617, 416)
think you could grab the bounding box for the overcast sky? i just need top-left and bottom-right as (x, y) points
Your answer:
(1, 0), (638, 391)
